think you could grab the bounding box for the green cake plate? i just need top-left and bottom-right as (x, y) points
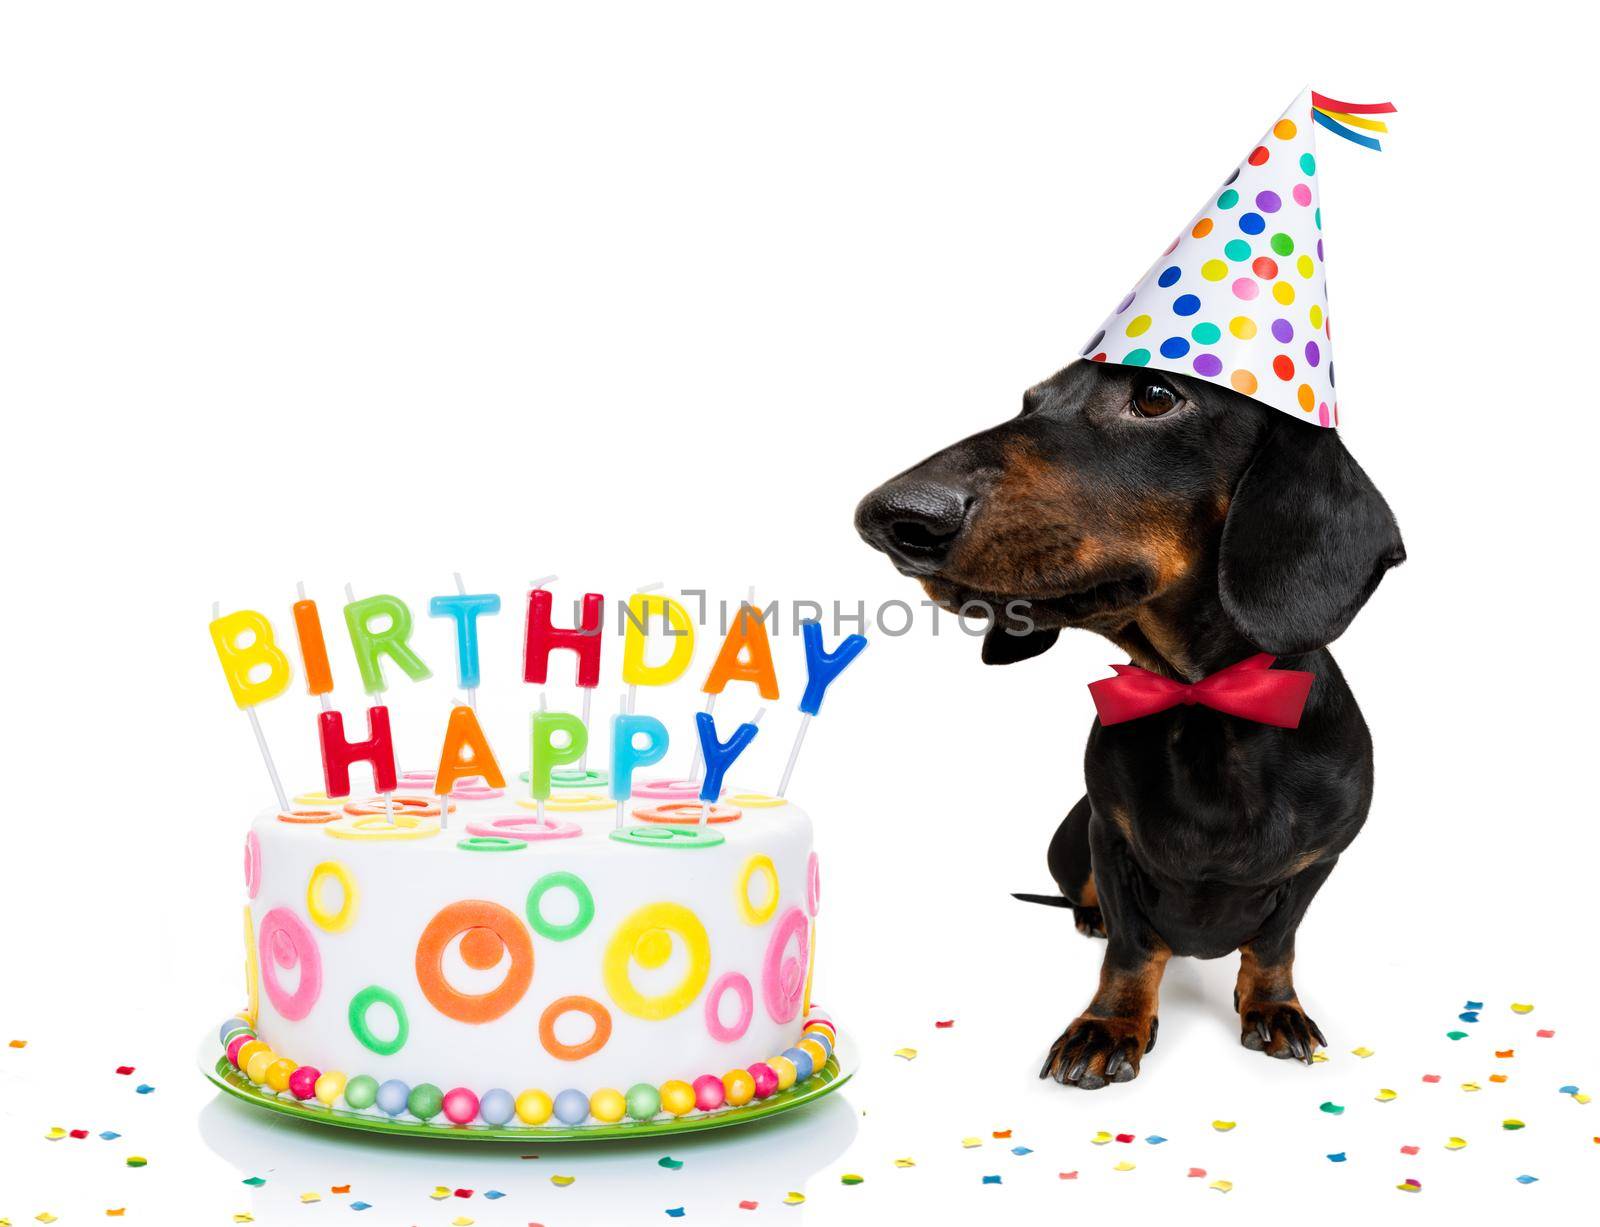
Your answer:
(198, 1030), (856, 1141)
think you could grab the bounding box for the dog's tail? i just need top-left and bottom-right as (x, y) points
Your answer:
(1011, 892), (1073, 908)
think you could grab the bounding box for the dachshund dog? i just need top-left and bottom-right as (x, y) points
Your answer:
(855, 360), (1403, 1089)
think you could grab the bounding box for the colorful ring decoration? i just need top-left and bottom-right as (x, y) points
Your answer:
(603, 902), (711, 1021)
(704, 971), (754, 1043)
(632, 777), (716, 801)
(539, 996), (613, 1061)
(325, 812), (441, 842)
(397, 770), (438, 790)
(415, 900), (534, 1024)
(525, 872), (595, 942)
(293, 790), (337, 807)
(806, 852), (820, 918)
(530, 792), (615, 813)
(465, 813), (581, 841)
(343, 795), (452, 817)
(633, 802), (742, 825)
(609, 826), (725, 850)
(242, 906), (259, 1025)
(737, 855), (779, 925)
(258, 907), (323, 1021)
(552, 767), (608, 789)
(276, 808), (342, 824)
(348, 985), (410, 1056)
(306, 861), (359, 932)
(762, 907), (809, 1024)
(456, 836), (528, 853)
(452, 781), (504, 801)
(244, 831), (262, 899)
(728, 792), (786, 808)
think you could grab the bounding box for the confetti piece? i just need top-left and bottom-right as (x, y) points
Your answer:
(1146, 1135), (1166, 1144)
(1320, 1101), (1345, 1115)
(782, 1192), (805, 1206)
(1376, 1088), (1398, 1102)
(105, 1211), (125, 1218)
(243, 1177), (266, 1187)
(1114, 1132), (1134, 1143)
(234, 1217), (254, 1224)
(45, 1127), (66, 1141)
(483, 1191), (504, 1201)
(1209, 1180), (1232, 1193)
(301, 1194), (321, 1205)
(1327, 1152), (1346, 1162)
(963, 1137), (983, 1149)
(351, 1205), (370, 1213)
(1091, 1132), (1112, 1145)
(454, 1189), (473, 1198)
(894, 1048), (917, 1060)
(37, 1216), (58, 1225)
(1459, 1011), (1479, 1023)
(135, 1085), (155, 1095)
(992, 1130), (1012, 1139)
(1496, 1049), (1515, 1059)
(1311, 1052), (1328, 1063)
(115, 1065), (134, 1075)
(665, 1212), (685, 1220)
(841, 1174), (864, 1185)
(1113, 1161), (1136, 1172)
(1397, 1178), (1421, 1193)
(1503, 1119), (1526, 1130)
(1351, 1046), (1374, 1058)
(1445, 1137), (1468, 1151)
(8, 1039), (26, 1048)
(450, 1218), (474, 1227)
(125, 1156), (147, 1168)
(1059, 1171), (1078, 1180)
(1561, 1085), (1580, 1095)
(1447, 1031), (1468, 1041)
(99, 1131), (120, 1140)
(739, 1202), (758, 1211)
(69, 1129), (88, 1140)
(1465, 1000), (1483, 1010)
(1537, 1029), (1555, 1038)
(1187, 1168), (1206, 1178)
(935, 1020), (954, 1028)
(430, 1188), (452, 1201)
(1515, 1175), (1539, 1185)
(1422, 1074), (1441, 1083)
(331, 1186), (350, 1195)
(981, 1175), (1001, 1185)
(659, 1157), (684, 1170)
(1011, 1146), (1032, 1156)
(1212, 1120), (1236, 1132)
(1490, 1074), (1509, 1084)
(1462, 1083), (1482, 1093)
(1511, 1003), (1534, 1014)
(1400, 1145), (1419, 1155)
(550, 1176), (575, 1187)
(1576, 1093), (1593, 1104)
(894, 1158), (916, 1168)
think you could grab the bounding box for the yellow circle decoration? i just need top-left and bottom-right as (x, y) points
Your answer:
(242, 906), (259, 1026)
(531, 792), (615, 813)
(728, 792), (786, 808)
(603, 902), (711, 1021)
(306, 861), (359, 932)
(324, 812), (441, 841)
(634, 928), (673, 969)
(737, 855), (779, 926)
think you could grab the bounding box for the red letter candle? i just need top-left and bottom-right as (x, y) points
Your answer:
(318, 706), (398, 798)
(523, 589), (604, 688)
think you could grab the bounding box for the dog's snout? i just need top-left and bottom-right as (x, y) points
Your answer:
(855, 478), (972, 573)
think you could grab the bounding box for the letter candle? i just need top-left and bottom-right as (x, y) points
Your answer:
(209, 602), (293, 813)
(530, 700), (588, 825)
(292, 582), (333, 711)
(609, 697), (669, 830)
(522, 581), (604, 778)
(778, 621), (869, 797)
(689, 587), (769, 779)
(620, 584), (696, 715)
(342, 583), (431, 823)
(695, 708), (764, 826)
(429, 572), (500, 711)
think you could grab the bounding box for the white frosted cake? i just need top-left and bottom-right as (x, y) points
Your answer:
(217, 775), (837, 1128)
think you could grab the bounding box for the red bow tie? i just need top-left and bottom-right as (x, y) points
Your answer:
(1088, 653), (1314, 729)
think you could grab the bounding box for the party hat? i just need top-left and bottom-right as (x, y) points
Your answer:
(1079, 89), (1394, 428)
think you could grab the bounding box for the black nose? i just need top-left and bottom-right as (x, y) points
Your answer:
(854, 478), (972, 573)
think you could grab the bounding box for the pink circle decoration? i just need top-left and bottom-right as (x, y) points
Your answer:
(464, 813), (580, 841)
(244, 831), (262, 899)
(761, 907), (809, 1024)
(704, 971), (755, 1043)
(442, 1086), (480, 1125)
(633, 777), (723, 801)
(258, 907), (323, 1021)
(805, 852), (820, 917)
(1231, 278), (1259, 301)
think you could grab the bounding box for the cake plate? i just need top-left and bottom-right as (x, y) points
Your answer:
(197, 1031), (857, 1142)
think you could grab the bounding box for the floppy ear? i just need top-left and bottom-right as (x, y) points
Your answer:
(1219, 420), (1405, 656)
(982, 622), (1060, 665)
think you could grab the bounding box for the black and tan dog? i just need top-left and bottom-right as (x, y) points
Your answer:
(855, 360), (1403, 1089)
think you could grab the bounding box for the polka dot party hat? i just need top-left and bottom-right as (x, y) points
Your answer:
(1080, 88), (1395, 427)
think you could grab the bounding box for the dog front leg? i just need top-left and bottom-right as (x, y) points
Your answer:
(1235, 859), (1336, 1064)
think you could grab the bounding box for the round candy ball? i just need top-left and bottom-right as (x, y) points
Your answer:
(376, 1078), (411, 1117)
(803, 1028), (834, 1059)
(442, 1087), (480, 1125)
(235, 1039), (268, 1070)
(768, 1055), (798, 1091)
(589, 1087), (627, 1124)
(553, 1088), (590, 1125)
(313, 1071), (347, 1106)
(407, 1083), (444, 1120)
(265, 1058), (297, 1093)
(226, 1035), (253, 1067)
(748, 1062), (778, 1099)
(478, 1088), (516, 1127)
(245, 1048), (277, 1084)
(797, 1038), (828, 1070)
(782, 1046), (815, 1082)
(723, 1068), (756, 1107)
(287, 1065), (321, 1100)
(625, 1082), (661, 1120)
(515, 1089), (553, 1125)
(693, 1074), (726, 1111)
(219, 1016), (253, 1044)
(343, 1074), (380, 1110)
(659, 1079), (696, 1117)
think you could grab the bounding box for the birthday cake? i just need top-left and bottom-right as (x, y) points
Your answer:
(210, 587), (863, 1130)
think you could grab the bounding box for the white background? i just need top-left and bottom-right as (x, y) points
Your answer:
(2, 2), (1596, 1224)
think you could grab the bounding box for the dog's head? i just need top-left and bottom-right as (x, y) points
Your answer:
(855, 361), (1404, 668)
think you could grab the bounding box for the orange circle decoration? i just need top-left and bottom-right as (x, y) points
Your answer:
(277, 808), (341, 824)
(632, 802), (742, 825)
(343, 795), (453, 817)
(415, 900), (534, 1024)
(538, 996), (613, 1061)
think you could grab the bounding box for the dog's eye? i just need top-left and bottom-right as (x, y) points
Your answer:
(1131, 384), (1180, 418)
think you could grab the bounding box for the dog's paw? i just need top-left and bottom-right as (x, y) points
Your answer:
(1072, 905), (1106, 938)
(1039, 1013), (1156, 1089)
(1239, 1000), (1325, 1064)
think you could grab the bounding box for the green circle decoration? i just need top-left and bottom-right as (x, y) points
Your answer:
(609, 827), (726, 850)
(457, 836), (528, 853)
(349, 986), (410, 1056)
(525, 871), (596, 942)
